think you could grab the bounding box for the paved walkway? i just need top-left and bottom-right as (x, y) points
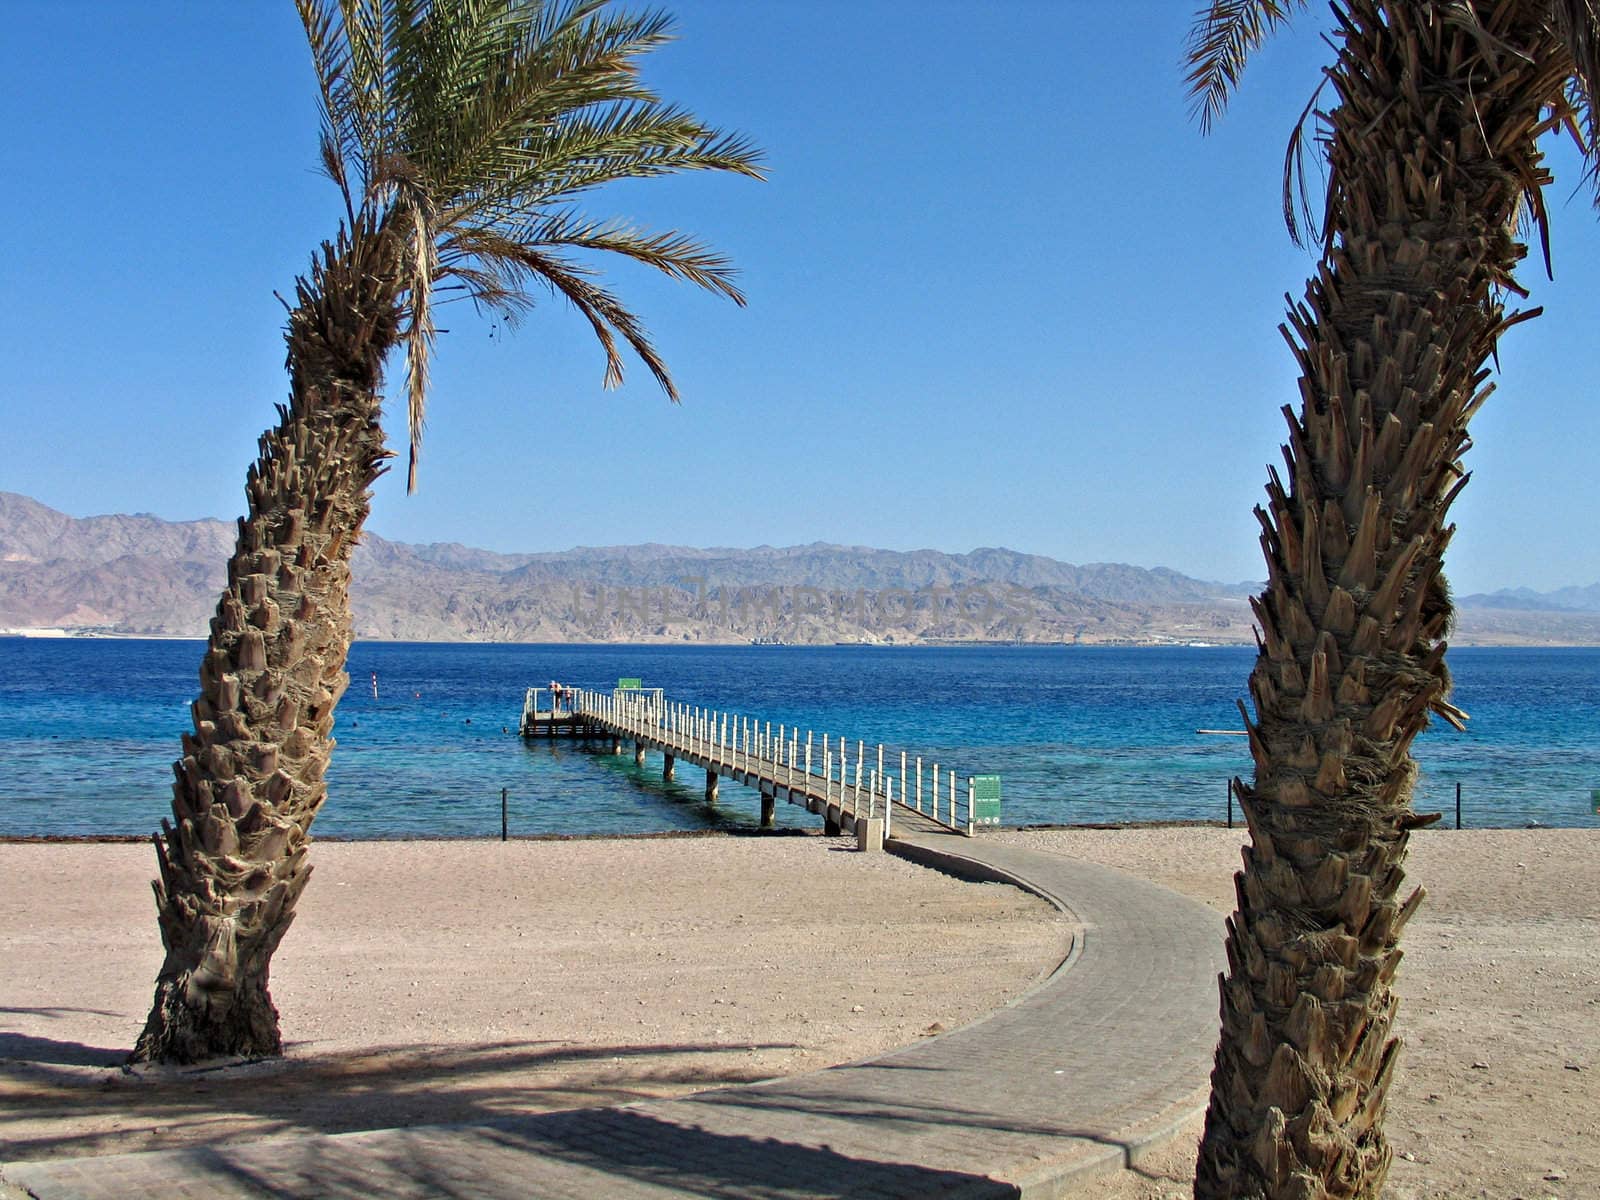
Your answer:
(1, 830), (1225, 1199)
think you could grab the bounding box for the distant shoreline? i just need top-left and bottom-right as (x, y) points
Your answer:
(5, 629), (1597, 649)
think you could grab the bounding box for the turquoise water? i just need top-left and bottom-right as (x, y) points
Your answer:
(0, 639), (1595, 837)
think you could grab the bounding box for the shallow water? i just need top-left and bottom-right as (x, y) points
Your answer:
(1, 639), (1594, 837)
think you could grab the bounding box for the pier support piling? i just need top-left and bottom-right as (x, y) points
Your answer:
(760, 790), (776, 828)
(705, 770), (719, 803)
(634, 740), (645, 767)
(856, 817), (884, 852)
(663, 753), (675, 782)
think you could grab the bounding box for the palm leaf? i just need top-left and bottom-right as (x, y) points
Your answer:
(1185, 0), (1308, 134)
(1553, 0), (1600, 208)
(301, 0), (763, 486)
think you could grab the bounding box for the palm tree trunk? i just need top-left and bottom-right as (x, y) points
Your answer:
(133, 229), (400, 1063)
(1195, 3), (1566, 1196)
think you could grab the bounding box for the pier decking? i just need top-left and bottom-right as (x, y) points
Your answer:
(520, 686), (988, 839)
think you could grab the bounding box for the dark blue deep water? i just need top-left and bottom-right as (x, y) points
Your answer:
(1, 639), (1595, 837)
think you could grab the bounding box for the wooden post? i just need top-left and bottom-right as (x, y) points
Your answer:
(950, 772), (957, 827)
(664, 753), (675, 782)
(705, 769), (719, 803)
(966, 776), (975, 837)
(634, 740), (645, 766)
(760, 790), (775, 828)
(1456, 781), (1462, 830)
(932, 763), (940, 821)
(501, 787), (508, 842)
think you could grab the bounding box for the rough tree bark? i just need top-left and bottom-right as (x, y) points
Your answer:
(133, 227), (401, 1062)
(1195, 3), (1567, 1196)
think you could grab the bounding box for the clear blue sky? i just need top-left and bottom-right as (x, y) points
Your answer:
(4, 2), (1597, 594)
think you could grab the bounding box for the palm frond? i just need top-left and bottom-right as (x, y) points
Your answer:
(1281, 73), (1330, 249)
(1552, 0), (1600, 208)
(1185, 0), (1307, 133)
(296, 0), (763, 488)
(448, 229), (675, 396)
(407, 2), (675, 211)
(297, 0), (363, 217)
(388, 155), (441, 492)
(488, 210), (746, 304)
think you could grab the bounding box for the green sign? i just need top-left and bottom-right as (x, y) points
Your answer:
(971, 774), (1001, 826)
(617, 677), (642, 690)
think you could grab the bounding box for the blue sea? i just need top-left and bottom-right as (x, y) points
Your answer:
(1, 639), (1595, 838)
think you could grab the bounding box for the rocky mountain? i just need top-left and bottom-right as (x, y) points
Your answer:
(1460, 583), (1600, 613)
(0, 491), (1591, 645)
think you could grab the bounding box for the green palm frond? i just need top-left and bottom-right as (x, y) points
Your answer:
(1185, 0), (1308, 133)
(439, 227), (674, 394)
(446, 102), (762, 227)
(296, 0), (764, 491)
(474, 210), (747, 302)
(508, 240), (675, 396)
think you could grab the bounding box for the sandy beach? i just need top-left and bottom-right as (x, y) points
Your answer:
(0, 836), (1073, 1165)
(995, 827), (1600, 1200)
(2, 827), (1596, 1198)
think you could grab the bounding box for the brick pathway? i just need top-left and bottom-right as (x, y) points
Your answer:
(1, 830), (1225, 1199)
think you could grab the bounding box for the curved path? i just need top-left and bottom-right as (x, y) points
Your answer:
(2, 828), (1225, 1199)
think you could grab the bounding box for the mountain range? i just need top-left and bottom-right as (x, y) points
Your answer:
(2, 491), (1595, 645)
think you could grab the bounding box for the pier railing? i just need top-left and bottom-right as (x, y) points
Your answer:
(563, 687), (983, 836)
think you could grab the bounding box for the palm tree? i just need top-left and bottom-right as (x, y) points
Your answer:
(132, 0), (761, 1064)
(1185, 2), (1596, 1195)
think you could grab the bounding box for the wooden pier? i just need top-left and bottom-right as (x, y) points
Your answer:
(520, 686), (987, 841)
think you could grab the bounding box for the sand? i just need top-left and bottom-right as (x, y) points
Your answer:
(991, 828), (1600, 1200)
(0, 835), (1073, 1163)
(2, 827), (1597, 1199)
